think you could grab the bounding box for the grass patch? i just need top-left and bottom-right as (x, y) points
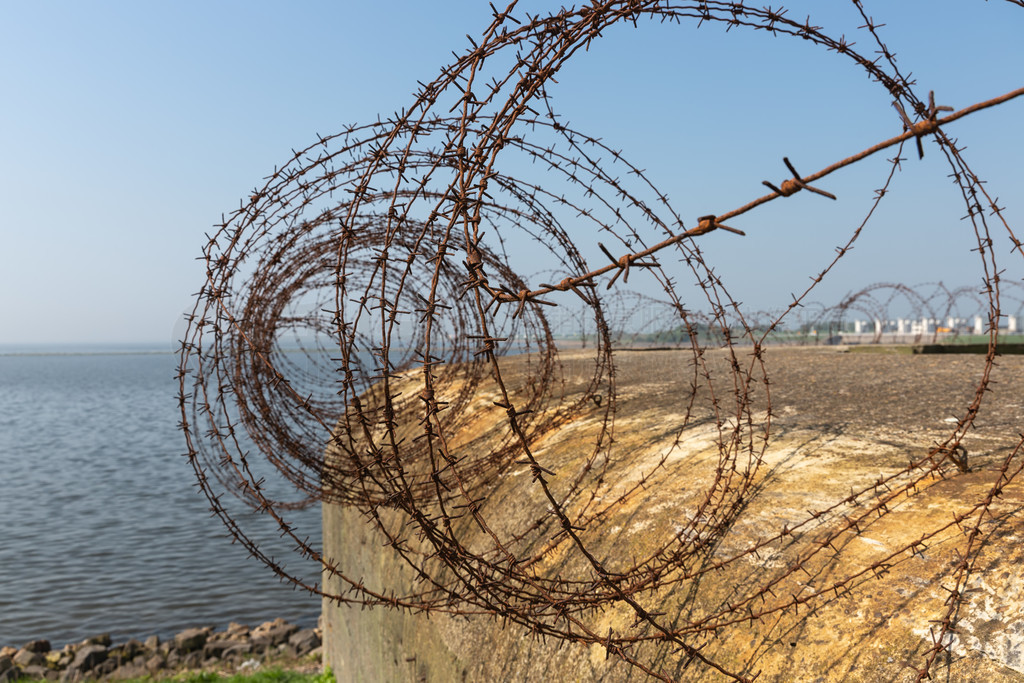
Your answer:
(174, 668), (332, 683)
(15, 667), (334, 683)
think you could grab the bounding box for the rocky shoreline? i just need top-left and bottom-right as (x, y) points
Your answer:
(0, 619), (322, 682)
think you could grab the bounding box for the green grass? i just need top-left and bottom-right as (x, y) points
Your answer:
(174, 668), (332, 683)
(173, 667), (333, 683)
(15, 667), (334, 683)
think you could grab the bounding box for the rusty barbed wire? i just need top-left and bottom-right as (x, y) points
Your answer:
(178, 2), (1023, 681)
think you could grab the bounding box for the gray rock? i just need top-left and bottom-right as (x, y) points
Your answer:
(288, 629), (321, 656)
(203, 638), (246, 659)
(68, 644), (108, 674)
(0, 656), (14, 678)
(13, 648), (45, 668)
(226, 622), (250, 638)
(144, 654), (165, 673)
(119, 638), (144, 660)
(22, 664), (57, 681)
(22, 640), (51, 654)
(220, 642), (254, 661)
(109, 662), (148, 681)
(51, 651), (73, 669)
(173, 627), (211, 654)
(94, 659), (118, 676)
(143, 635), (159, 652)
(182, 651), (203, 669)
(0, 667), (20, 683)
(250, 619), (299, 649)
(82, 634), (111, 648)
(104, 646), (122, 667)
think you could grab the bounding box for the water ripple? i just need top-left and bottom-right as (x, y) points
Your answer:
(0, 353), (321, 648)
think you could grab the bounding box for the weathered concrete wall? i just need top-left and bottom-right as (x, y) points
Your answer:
(322, 348), (1024, 682)
(321, 503), (465, 682)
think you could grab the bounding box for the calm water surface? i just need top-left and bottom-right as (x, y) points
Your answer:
(0, 351), (322, 648)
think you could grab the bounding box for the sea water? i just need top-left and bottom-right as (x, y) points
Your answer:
(0, 348), (323, 648)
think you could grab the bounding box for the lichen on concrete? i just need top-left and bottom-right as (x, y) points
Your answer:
(322, 347), (1024, 682)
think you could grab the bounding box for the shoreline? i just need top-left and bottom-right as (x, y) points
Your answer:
(0, 618), (322, 682)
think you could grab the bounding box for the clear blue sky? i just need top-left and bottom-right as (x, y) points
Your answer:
(1, 1), (1021, 346)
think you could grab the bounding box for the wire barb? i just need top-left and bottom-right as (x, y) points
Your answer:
(177, 5), (1024, 682)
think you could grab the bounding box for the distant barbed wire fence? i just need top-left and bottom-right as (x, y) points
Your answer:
(544, 280), (1024, 346)
(812, 280), (1024, 344)
(178, 2), (1024, 681)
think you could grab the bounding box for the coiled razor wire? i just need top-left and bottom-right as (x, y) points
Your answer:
(178, 3), (1024, 680)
